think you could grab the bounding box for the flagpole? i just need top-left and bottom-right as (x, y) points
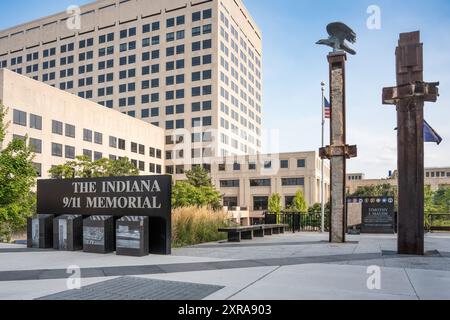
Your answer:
(321, 81), (326, 233)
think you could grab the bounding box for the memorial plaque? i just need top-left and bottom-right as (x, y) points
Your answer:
(53, 215), (83, 251)
(36, 175), (172, 255)
(27, 214), (54, 249)
(347, 197), (395, 234)
(83, 216), (115, 254)
(116, 216), (149, 257)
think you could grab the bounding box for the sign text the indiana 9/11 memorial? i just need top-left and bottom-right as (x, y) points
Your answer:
(37, 176), (172, 254)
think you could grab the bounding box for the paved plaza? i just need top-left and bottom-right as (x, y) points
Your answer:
(0, 232), (449, 300)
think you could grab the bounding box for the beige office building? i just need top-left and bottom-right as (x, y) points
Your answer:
(0, 0), (263, 177)
(211, 152), (331, 223)
(0, 68), (165, 178)
(346, 168), (450, 194)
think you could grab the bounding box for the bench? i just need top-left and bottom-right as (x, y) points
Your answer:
(218, 224), (289, 242)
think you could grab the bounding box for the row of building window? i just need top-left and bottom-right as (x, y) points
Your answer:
(217, 159), (306, 172)
(220, 178), (305, 188)
(12, 109), (162, 158)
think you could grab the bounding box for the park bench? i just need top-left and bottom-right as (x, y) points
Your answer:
(218, 224), (289, 242)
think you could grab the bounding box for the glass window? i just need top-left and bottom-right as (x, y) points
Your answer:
(297, 159), (306, 168)
(52, 120), (63, 135)
(13, 109), (27, 126)
(118, 139), (126, 150)
(282, 178), (305, 186)
(29, 114), (42, 130)
(63, 124), (75, 138)
(249, 162), (256, 170)
(109, 136), (117, 148)
(253, 196), (268, 211)
(94, 132), (103, 145)
(65, 145), (75, 159)
(82, 149), (92, 160)
(192, 11), (201, 22)
(250, 179), (271, 187)
(83, 129), (93, 142)
(94, 152), (103, 161)
(29, 138), (42, 154)
(220, 180), (240, 188)
(52, 143), (63, 157)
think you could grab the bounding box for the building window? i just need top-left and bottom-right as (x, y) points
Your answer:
(223, 197), (238, 208)
(264, 161), (272, 169)
(109, 136), (117, 148)
(29, 138), (42, 154)
(33, 163), (42, 177)
(83, 129), (93, 142)
(94, 132), (103, 145)
(249, 162), (256, 170)
(118, 139), (126, 150)
(220, 180), (239, 188)
(250, 179), (271, 187)
(233, 162), (241, 171)
(253, 196), (269, 211)
(65, 145), (75, 159)
(29, 114), (42, 130)
(176, 165), (184, 174)
(13, 109), (27, 126)
(52, 143), (63, 157)
(285, 196), (295, 208)
(52, 120), (63, 135)
(65, 124), (76, 138)
(280, 160), (289, 169)
(218, 163), (226, 171)
(297, 159), (306, 168)
(83, 149), (92, 160)
(282, 178), (305, 186)
(94, 152), (103, 161)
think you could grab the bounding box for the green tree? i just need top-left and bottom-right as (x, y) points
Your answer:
(268, 193), (282, 214)
(172, 181), (222, 211)
(48, 156), (139, 178)
(433, 186), (450, 213)
(308, 203), (322, 214)
(290, 189), (308, 213)
(0, 101), (37, 242)
(172, 166), (222, 211)
(185, 165), (212, 187)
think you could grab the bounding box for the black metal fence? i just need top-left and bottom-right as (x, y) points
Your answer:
(264, 212), (328, 233)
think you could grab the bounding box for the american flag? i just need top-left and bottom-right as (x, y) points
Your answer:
(324, 97), (331, 119)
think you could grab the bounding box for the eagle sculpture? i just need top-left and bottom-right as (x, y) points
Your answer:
(316, 22), (357, 55)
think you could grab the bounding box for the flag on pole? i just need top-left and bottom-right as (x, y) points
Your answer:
(324, 97), (331, 119)
(424, 120), (443, 145)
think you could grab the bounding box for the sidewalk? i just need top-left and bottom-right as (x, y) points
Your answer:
(0, 233), (449, 300)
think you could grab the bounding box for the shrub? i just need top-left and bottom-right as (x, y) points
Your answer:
(171, 207), (232, 247)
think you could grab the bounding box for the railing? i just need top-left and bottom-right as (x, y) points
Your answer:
(264, 212), (328, 233)
(427, 213), (450, 232)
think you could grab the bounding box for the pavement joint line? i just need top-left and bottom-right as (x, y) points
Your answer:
(404, 268), (421, 300)
(223, 266), (282, 301)
(2, 250), (450, 282)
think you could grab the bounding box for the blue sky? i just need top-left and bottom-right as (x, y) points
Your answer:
(1, 0), (450, 178)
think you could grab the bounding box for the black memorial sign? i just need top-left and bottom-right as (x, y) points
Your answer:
(347, 197), (395, 234)
(37, 175), (172, 254)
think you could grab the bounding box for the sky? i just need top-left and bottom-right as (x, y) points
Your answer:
(1, 0), (450, 178)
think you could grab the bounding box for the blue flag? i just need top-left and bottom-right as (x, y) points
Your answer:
(424, 120), (443, 145)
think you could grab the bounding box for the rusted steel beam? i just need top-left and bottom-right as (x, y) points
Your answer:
(382, 31), (438, 255)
